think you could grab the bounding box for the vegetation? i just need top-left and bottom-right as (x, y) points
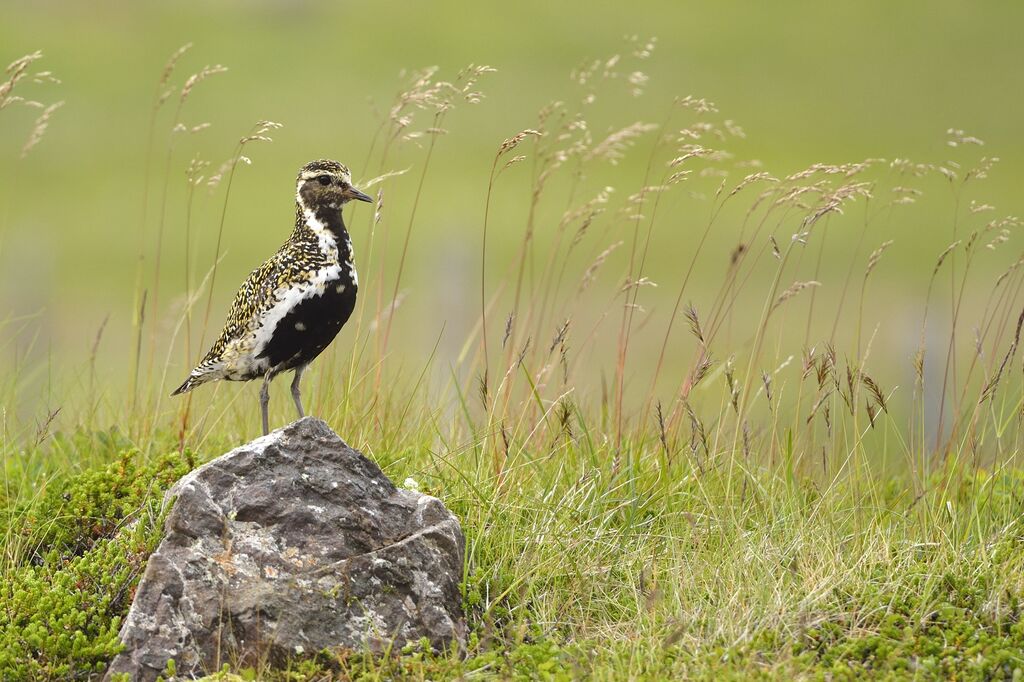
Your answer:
(3, 10), (1024, 680)
(1, 447), (190, 679)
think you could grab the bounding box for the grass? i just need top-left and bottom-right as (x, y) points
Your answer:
(3, 35), (1024, 680)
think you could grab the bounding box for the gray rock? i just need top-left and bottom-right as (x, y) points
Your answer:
(105, 417), (465, 681)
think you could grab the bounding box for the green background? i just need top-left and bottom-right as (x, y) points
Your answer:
(2, 0), (1022, 414)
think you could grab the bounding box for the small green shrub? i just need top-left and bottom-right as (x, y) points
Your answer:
(0, 450), (191, 680)
(794, 559), (1024, 680)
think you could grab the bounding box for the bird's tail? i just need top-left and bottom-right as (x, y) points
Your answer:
(171, 373), (206, 396)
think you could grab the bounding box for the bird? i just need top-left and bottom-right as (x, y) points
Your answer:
(171, 159), (372, 435)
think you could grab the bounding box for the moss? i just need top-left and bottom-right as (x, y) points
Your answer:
(0, 450), (192, 680)
(22, 448), (194, 556)
(279, 634), (579, 681)
(792, 559), (1024, 680)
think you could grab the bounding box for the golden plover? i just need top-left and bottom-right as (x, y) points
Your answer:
(172, 159), (371, 434)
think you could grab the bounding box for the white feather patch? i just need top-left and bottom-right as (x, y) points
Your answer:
(302, 209), (339, 254)
(252, 263), (342, 355)
(212, 262), (343, 380)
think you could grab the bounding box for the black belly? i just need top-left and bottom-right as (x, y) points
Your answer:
(258, 279), (357, 371)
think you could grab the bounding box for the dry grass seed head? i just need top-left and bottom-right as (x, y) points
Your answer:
(770, 182), (827, 211)
(676, 123), (719, 141)
(890, 158), (934, 177)
(724, 357), (739, 413)
(728, 172), (778, 199)
(478, 369), (490, 410)
(621, 276), (658, 294)
(724, 119), (746, 138)
(684, 401), (708, 469)
(932, 241), (961, 276)
(819, 345), (837, 389)
(986, 229), (1011, 251)
(1, 51), (46, 109)
(806, 388), (832, 426)
(801, 346), (817, 380)
(995, 254), (1024, 289)
(890, 186), (923, 206)
(761, 371), (773, 410)
(239, 120), (283, 145)
(980, 307), (1024, 403)
(557, 400), (574, 441)
(20, 100), (63, 158)
(802, 182), (874, 229)
(655, 400), (670, 460)
(497, 129), (542, 158)
(180, 64), (228, 103)
(500, 155), (527, 174)
(669, 146), (712, 167)
(388, 65), (487, 133)
(185, 154), (210, 187)
(627, 71), (649, 97)
(579, 241), (623, 293)
(865, 400), (878, 428)
(456, 64), (497, 104)
(563, 187), (613, 244)
(865, 240), (894, 277)
(549, 319), (570, 354)
(586, 122), (658, 164)
(676, 95), (718, 114)
(946, 128), (984, 147)
(729, 243), (747, 266)
(156, 43), (192, 105)
(628, 35), (658, 60)
(691, 352), (713, 389)
(373, 189), (383, 227)
(861, 373), (888, 413)
(684, 304), (704, 344)
(160, 44), (192, 87)
(965, 149), (998, 177)
(913, 349), (925, 385)
(667, 169), (692, 185)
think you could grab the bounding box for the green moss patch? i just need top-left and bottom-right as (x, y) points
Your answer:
(794, 562), (1024, 679)
(0, 450), (191, 679)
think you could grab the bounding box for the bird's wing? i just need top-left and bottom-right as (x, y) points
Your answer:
(197, 253), (287, 367)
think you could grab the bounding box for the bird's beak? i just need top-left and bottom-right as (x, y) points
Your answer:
(346, 186), (373, 203)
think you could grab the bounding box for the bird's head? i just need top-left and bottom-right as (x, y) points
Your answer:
(296, 159), (372, 211)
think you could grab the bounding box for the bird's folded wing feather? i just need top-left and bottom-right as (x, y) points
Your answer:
(201, 255), (286, 363)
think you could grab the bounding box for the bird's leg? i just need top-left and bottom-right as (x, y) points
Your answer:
(259, 369), (275, 436)
(291, 364), (307, 419)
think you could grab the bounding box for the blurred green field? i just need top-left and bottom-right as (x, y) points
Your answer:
(3, 1), (1024, 422)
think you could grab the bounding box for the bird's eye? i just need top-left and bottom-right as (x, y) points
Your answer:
(317, 175), (332, 186)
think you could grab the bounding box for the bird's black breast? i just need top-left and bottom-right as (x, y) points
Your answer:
(258, 276), (357, 371)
